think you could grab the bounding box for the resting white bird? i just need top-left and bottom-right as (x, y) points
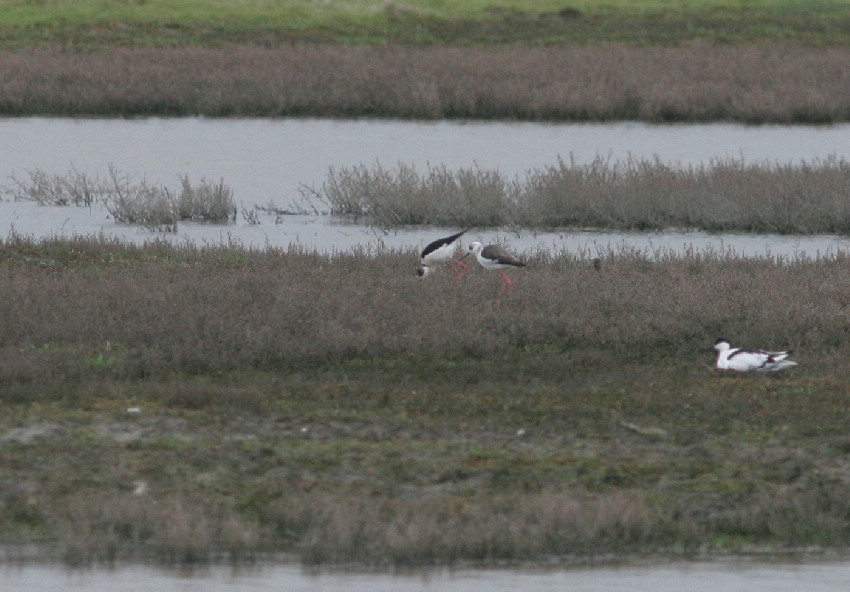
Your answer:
(713, 338), (797, 372)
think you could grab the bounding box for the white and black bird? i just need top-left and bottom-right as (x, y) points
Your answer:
(417, 229), (471, 278)
(466, 241), (526, 291)
(713, 338), (797, 372)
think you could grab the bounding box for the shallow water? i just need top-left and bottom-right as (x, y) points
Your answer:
(3, 561), (850, 592)
(3, 118), (850, 257)
(4, 118), (850, 209)
(3, 197), (849, 260)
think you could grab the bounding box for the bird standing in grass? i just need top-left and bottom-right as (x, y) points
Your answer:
(417, 229), (471, 278)
(466, 241), (526, 292)
(712, 338), (797, 372)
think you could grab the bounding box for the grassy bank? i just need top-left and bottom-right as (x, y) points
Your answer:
(2, 236), (850, 566)
(2, 0), (850, 47)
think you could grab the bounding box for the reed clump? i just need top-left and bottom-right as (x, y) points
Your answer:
(3, 44), (850, 122)
(12, 167), (236, 231)
(311, 156), (850, 233)
(176, 175), (236, 224)
(2, 236), (850, 567)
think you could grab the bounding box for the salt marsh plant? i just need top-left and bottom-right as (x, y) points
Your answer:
(11, 166), (100, 207)
(103, 167), (178, 232)
(11, 166), (236, 232)
(176, 175), (236, 223)
(311, 156), (850, 233)
(308, 162), (517, 226)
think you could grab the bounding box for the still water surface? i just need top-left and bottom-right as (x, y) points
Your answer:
(4, 561), (850, 591)
(4, 118), (850, 208)
(3, 118), (850, 256)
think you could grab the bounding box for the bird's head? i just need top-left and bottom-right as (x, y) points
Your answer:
(713, 338), (732, 352)
(464, 241), (484, 259)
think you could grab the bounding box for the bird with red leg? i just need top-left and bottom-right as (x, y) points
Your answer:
(465, 241), (526, 292)
(417, 229), (471, 279)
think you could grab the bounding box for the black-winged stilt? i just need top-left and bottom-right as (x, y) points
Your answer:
(466, 241), (526, 291)
(712, 338), (797, 372)
(417, 229), (471, 278)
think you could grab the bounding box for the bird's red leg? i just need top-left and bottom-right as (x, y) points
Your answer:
(446, 257), (470, 277)
(499, 271), (514, 292)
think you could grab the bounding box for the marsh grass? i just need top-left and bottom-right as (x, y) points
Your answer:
(15, 157), (850, 235)
(3, 236), (850, 566)
(311, 156), (850, 233)
(4, 44), (850, 122)
(12, 167), (236, 232)
(3, 234), (850, 375)
(104, 175), (178, 233)
(176, 175), (236, 224)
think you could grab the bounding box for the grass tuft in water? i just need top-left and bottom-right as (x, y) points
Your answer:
(308, 156), (850, 233)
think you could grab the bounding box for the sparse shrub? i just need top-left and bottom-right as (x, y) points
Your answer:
(241, 204), (261, 225)
(177, 175), (235, 223)
(11, 167), (100, 207)
(11, 166), (238, 232)
(103, 168), (177, 232)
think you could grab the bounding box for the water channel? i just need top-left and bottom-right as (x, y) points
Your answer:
(3, 118), (850, 257)
(4, 560), (850, 591)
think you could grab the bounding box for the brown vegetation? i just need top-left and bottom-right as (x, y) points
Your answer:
(12, 167), (236, 231)
(3, 44), (850, 122)
(3, 234), (848, 375)
(312, 157), (850, 233)
(2, 237), (850, 566)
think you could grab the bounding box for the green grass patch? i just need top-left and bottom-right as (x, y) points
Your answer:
(3, 0), (850, 46)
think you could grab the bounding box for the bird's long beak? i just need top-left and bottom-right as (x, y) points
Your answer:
(460, 252), (470, 260)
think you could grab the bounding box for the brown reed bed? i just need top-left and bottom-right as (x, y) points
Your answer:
(2, 235), (850, 566)
(3, 43), (850, 122)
